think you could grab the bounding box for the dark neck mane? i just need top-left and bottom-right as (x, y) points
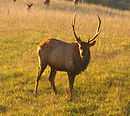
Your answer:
(75, 46), (91, 75)
(81, 49), (90, 72)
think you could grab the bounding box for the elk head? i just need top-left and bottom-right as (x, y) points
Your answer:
(72, 14), (101, 53)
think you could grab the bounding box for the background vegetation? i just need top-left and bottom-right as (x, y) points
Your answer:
(0, 0), (130, 115)
(82, 0), (130, 10)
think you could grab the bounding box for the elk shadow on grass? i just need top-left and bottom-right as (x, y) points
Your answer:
(65, 86), (100, 115)
(69, 80), (118, 114)
(126, 101), (130, 116)
(0, 105), (8, 113)
(0, 71), (23, 82)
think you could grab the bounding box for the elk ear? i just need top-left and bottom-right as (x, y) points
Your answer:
(89, 41), (96, 47)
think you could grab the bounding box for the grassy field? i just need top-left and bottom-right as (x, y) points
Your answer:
(0, 0), (130, 115)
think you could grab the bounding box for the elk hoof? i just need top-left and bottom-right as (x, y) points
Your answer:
(33, 90), (38, 97)
(54, 91), (57, 95)
(66, 95), (73, 102)
(65, 88), (70, 94)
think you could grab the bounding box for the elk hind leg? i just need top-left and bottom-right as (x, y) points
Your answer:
(49, 68), (57, 94)
(34, 64), (47, 95)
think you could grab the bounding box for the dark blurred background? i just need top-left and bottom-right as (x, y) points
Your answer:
(67, 0), (130, 10)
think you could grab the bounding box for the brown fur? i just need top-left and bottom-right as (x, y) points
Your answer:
(43, 0), (50, 6)
(73, 0), (79, 5)
(38, 39), (82, 72)
(13, 0), (16, 2)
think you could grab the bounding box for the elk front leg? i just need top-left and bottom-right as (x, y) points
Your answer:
(34, 64), (47, 95)
(49, 67), (57, 94)
(67, 72), (75, 99)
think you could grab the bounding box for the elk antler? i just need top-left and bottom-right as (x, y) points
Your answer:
(88, 16), (101, 43)
(72, 13), (81, 44)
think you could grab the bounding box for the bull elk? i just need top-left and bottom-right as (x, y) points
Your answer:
(34, 14), (101, 99)
(26, 2), (33, 10)
(43, 0), (50, 6)
(73, 0), (79, 5)
(13, 0), (16, 2)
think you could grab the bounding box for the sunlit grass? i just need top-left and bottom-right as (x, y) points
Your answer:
(0, 0), (130, 115)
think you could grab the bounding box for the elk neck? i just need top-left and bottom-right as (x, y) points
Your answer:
(80, 47), (91, 72)
(74, 43), (91, 75)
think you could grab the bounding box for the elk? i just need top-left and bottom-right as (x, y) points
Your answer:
(34, 14), (101, 98)
(26, 2), (33, 10)
(13, 0), (16, 2)
(43, 0), (50, 6)
(73, 0), (79, 5)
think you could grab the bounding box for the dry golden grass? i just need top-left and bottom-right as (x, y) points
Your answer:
(0, 0), (130, 115)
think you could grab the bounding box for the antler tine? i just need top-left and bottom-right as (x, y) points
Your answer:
(72, 13), (81, 43)
(88, 15), (101, 43)
(97, 15), (101, 32)
(72, 13), (76, 27)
